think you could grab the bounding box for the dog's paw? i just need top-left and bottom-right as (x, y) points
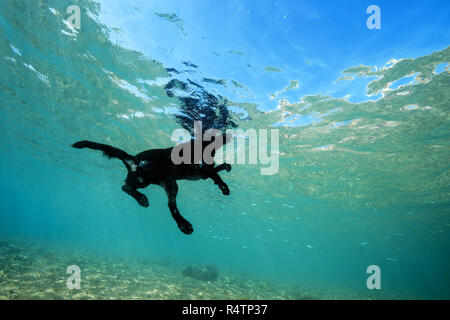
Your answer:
(219, 184), (230, 196)
(178, 220), (194, 235)
(224, 164), (232, 172)
(138, 196), (149, 208)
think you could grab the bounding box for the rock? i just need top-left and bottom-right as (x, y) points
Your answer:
(182, 265), (218, 282)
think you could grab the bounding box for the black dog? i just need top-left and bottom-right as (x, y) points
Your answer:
(72, 136), (231, 234)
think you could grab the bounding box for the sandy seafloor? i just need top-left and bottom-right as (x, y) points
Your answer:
(0, 237), (410, 300)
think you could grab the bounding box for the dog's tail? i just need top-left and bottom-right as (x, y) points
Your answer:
(72, 140), (135, 171)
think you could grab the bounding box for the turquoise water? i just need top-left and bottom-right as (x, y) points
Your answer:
(0, 0), (449, 299)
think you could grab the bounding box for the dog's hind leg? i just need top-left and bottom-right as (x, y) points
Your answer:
(122, 184), (149, 207)
(163, 181), (193, 235)
(209, 172), (230, 195)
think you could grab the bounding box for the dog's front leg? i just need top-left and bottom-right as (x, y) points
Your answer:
(214, 163), (231, 173)
(209, 172), (230, 195)
(163, 181), (193, 235)
(122, 184), (149, 207)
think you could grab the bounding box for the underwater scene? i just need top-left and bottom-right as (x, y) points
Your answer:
(0, 0), (449, 300)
